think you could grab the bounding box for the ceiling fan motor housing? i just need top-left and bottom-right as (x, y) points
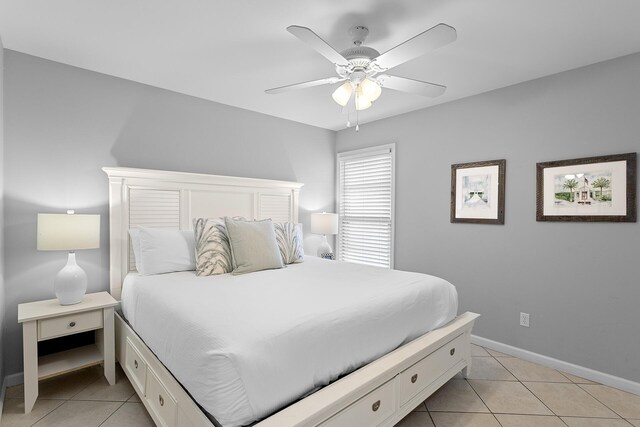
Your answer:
(334, 25), (381, 76)
(337, 45), (381, 78)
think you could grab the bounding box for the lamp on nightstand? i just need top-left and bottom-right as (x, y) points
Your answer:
(311, 212), (339, 259)
(37, 211), (100, 305)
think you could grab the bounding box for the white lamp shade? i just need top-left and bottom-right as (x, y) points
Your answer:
(311, 212), (339, 235)
(37, 213), (100, 251)
(332, 82), (353, 106)
(360, 78), (382, 102)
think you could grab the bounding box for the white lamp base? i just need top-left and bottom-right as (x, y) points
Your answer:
(54, 252), (88, 305)
(317, 235), (334, 259)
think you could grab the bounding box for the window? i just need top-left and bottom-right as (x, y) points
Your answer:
(337, 144), (395, 268)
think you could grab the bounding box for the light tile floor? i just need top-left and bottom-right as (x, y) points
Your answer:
(1, 364), (153, 427)
(2, 347), (639, 426)
(397, 344), (640, 427)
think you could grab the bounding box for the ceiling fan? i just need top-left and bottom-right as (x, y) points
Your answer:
(265, 23), (457, 130)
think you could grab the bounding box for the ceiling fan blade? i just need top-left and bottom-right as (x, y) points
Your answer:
(373, 24), (456, 71)
(265, 77), (344, 94)
(377, 75), (446, 98)
(287, 25), (350, 66)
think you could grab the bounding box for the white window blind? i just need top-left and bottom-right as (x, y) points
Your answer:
(337, 144), (394, 268)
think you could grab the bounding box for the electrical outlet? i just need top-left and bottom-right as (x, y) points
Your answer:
(520, 312), (530, 328)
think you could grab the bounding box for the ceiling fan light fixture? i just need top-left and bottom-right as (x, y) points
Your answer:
(332, 82), (353, 106)
(355, 86), (372, 110)
(360, 78), (382, 102)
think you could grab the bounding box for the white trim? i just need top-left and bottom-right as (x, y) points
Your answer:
(0, 376), (6, 424)
(336, 143), (396, 268)
(102, 167), (304, 190)
(0, 371), (24, 422)
(471, 335), (640, 396)
(336, 144), (394, 161)
(4, 372), (24, 387)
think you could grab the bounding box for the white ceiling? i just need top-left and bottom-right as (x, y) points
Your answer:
(2, 0), (640, 131)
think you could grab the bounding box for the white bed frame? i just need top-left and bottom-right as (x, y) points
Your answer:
(104, 166), (479, 427)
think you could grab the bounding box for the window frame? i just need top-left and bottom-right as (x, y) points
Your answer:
(336, 143), (396, 268)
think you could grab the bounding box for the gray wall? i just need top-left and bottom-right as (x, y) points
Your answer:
(0, 38), (5, 384)
(337, 53), (640, 382)
(2, 50), (335, 376)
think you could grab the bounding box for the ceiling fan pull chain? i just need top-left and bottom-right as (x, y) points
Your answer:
(355, 84), (360, 132)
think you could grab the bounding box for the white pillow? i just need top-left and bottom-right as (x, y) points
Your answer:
(129, 228), (196, 275)
(129, 228), (142, 272)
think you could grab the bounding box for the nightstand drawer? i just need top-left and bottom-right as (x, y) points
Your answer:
(38, 310), (103, 341)
(125, 338), (147, 394)
(146, 369), (177, 427)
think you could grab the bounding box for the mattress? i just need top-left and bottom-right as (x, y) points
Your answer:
(121, 257), (458, 427)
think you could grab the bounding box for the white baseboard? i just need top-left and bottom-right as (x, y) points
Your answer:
(0, 372), (24, 424)
(472, 335), (640, 396)
(0, 377), (5, 424)
(4, 372), (24, 388)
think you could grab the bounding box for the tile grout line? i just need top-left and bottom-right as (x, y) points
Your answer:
(25, 398), (65, 427)
(490, 351), (567, 424)
(575, 383), (628, 421)
(461, 373), (505, 426)
(97, 401), (127, 427)
(424, 404), (438, 427)
(494, 356), (631, 425)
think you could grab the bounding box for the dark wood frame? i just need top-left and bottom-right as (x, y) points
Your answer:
(536, 152), (637, 222)
(451, 159), (506, 225)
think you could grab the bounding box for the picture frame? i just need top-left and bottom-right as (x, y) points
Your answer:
(536, 152), (636, 222)
(451, 159), (506, 225)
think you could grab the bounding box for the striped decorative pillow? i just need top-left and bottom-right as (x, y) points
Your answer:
(273, 222), (304, 264)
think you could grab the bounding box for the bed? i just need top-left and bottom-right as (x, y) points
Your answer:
(104, 166), (479, 427)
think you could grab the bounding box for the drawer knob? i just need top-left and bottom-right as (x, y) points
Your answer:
(372, 400), (381, 412)
(450, 348), (456, 356)
(411, 374), (418, 383)
(159, 395), (164, 406)
(69, 321), (76, 328)
(134, 360), (138, 369)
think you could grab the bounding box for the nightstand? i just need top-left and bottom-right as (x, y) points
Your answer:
(17, 291), (119, 413)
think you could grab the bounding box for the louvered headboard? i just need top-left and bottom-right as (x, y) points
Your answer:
(103, 167), (303, 300)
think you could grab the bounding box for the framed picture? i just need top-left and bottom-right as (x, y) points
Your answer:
(451, 159), (506, 224)
(536, 152), (636, 222)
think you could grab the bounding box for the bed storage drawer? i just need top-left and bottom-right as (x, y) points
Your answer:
(125, 338), (147, 394)
(38, 309), (103, 340)
(146, 369), (177, 427)
(320, 379), (395, 427)
(398, 333), (465, 406)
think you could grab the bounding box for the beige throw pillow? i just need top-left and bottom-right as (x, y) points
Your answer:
(225, 217), (284, 275)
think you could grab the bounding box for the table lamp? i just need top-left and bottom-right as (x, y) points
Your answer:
(311, 212), (339, 259)
(37, 211), (100, 305)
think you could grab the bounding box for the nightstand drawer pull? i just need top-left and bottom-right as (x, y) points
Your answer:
(411, 374), (418, 383)
(372, 400), (381, 412)
(69, 321), (76, 327)
(159, 395), (164, 406)
(450, 348), (456, 356)
(134, 360), (138, 369)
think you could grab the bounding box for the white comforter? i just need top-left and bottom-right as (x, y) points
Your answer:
(121, 257), (458, 427)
